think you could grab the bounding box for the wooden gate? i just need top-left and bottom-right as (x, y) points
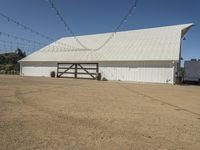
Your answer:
(57, 63), (99, 79)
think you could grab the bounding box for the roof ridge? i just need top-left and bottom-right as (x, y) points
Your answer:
(59, 23), (194, 39)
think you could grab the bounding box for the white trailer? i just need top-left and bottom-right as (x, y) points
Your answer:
(184, 60), (200, 83)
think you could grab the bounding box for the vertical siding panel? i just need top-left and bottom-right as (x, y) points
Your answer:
(98, 61), (174, 84)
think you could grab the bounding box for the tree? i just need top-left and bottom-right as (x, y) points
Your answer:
(0, 48), (26, 72)
(15, 48), (26, 58)
(0, 55), (5, 64)
(180, 67), (185, 78)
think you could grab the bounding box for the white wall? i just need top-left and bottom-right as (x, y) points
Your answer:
(184, 61), (200, 81)
(99, 61), (175, 84)
(20, 61), (175, 84)
(21, 62), (57, 77)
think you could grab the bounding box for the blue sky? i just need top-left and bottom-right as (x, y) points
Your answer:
(0, 0), (199, 61)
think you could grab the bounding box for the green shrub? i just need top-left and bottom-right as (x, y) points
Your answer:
(0, 48), (26, 73)
(4, 64), (14, 72)
(0, 70), (6, 74)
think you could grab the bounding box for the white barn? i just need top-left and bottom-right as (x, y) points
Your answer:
(19, 23), (193, 84)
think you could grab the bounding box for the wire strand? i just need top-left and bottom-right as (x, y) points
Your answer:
(46, 0), (139, 51)
(0, 11), (80, 50)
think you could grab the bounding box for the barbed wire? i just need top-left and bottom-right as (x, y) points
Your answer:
(0, 31), (80, 52)
(95, 0), (139, 51)
(0, 43), (32, 53)
(0, 39), (42, 48)
(0, 0), (139, 53)
(0, 31), (46, 46)
(0, 41), (66, 54)
(0, 33), (44, 53)
(46, 0), (139, 51)
(0, 11), (80, 50)
(46, 0), (89, 49)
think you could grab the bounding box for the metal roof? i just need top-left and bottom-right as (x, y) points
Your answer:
(20, 23), (193, 62)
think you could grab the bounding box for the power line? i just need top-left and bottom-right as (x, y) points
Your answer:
(45, 0), (139, 51)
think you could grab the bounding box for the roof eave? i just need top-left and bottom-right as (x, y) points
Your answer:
(181, 23), (194, 38)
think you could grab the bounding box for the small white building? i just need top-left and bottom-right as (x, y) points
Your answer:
(19, 23), (193, 84)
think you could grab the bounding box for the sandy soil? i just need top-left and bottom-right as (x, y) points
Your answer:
(0, 75), (200, 150)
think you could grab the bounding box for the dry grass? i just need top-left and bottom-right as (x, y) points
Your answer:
(0, 75), (200, 150)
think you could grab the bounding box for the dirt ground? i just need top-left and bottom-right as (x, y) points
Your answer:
(0, 75), (200, 150)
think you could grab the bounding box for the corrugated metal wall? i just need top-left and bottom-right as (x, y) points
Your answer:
(184, 61), (200, 81)
(21, 61), (175, 84)
(21, 62), (57, 77)
(99, 61), (175, 84)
